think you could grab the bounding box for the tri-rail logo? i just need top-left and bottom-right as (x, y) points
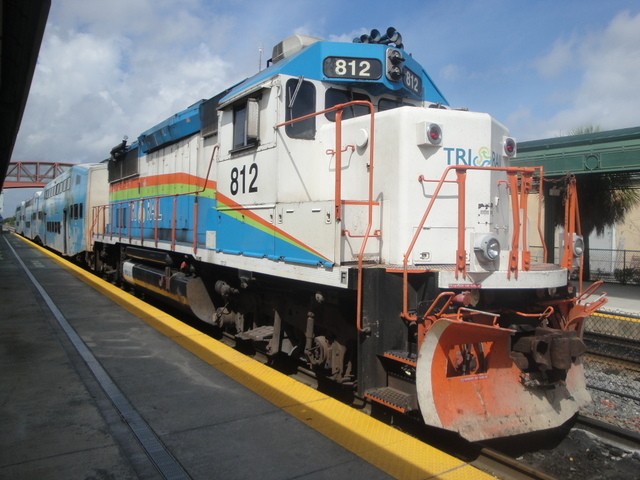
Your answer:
(444, 147), (501, 167)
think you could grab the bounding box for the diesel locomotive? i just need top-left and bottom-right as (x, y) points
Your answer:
(15, 28), (606, 441)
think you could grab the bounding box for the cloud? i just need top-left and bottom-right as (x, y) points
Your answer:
(573, 10), (640, 124)
(13, 4), (232, 165)
(533, 37), (577, 79)
(511, 10), (640, 139)
(439, 64), (465, 82)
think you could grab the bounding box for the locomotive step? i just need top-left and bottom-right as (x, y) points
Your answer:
(364, 387), (417, 413)
(236, 325), (274, 341)
(383, 350), (417, 367)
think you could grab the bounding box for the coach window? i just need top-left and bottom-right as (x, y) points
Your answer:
(324, 88), (371, 121)
(285, 78), (315, 139)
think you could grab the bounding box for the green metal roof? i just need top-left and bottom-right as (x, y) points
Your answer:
(512, 126), (640, 176)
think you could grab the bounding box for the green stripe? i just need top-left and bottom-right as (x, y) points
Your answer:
(110, 185), (216, 202)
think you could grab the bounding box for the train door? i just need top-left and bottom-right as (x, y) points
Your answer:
(63, 208), (68, 255)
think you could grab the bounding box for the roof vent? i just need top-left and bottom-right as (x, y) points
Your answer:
(272, 34), (320, 63)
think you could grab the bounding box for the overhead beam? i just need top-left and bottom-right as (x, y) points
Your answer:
(2, 161), (74, 188)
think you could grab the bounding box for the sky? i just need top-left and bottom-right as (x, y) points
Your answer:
(4, 0), (640, 215)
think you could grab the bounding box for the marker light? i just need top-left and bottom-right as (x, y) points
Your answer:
(504, 137), (517, 157)
(416, 122), (443, 147)
(474, 234), (501, 262)
(427, 123), (442, 145)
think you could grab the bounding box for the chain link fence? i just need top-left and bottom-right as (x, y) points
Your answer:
(583, 312), (640, 402)
(583, 312), (639, 396)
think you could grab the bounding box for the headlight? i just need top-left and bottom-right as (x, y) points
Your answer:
(474, 234), (501, 262)
(573, 234), (584, 257)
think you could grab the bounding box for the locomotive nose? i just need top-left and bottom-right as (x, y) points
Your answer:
(416, 319), (591, 441)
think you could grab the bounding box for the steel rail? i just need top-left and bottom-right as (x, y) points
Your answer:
(575, 415), (640, 451)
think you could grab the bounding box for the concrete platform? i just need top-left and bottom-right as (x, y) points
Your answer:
(0, 232), (489, 480)
(586, 281), (640, 314)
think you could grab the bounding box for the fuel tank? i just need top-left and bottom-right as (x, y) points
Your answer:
(121, 260), (216, 324)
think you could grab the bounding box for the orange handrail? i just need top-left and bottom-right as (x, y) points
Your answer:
(535, 167), (547, 263)
(561, 176), (583, 290)
(520, 172), (532, 272)
(507, 171), (520, 279)
(402, 165), (539, 321)
(154, 197), (160, 248)
(276, 100), (376, 333)
(92, 145), (218, 255)
(455, 169), (467, 279)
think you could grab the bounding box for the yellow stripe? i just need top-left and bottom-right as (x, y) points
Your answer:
(593, 311), (640, 324)
(16, 233), (494, 480)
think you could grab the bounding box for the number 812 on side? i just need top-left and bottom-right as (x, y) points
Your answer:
(230, 164), (258, 195)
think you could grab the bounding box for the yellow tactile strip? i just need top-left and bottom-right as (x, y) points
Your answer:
(18, 235), (494, 479)
(592, 311), (640, 324)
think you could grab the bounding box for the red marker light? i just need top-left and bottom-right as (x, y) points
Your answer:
(428, 124), (442, 145)
(504, 137), (516, 157)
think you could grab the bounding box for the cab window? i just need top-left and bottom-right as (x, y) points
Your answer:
(285, 78), (316, 139)
(324, 88), (371, 121)
(379, 98), (415, 111)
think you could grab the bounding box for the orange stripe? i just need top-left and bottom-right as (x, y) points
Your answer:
(216, 191), (332, 263)
(110, 173), (216, 193)
(110, 173), (330, 263)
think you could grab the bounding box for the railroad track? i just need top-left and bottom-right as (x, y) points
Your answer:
(582, 318), (640, 404)
(506, 414), (640, 479)
(584, 331), (640, 365)
(575, 415), (640, 452)
(472, 447), (557, 480)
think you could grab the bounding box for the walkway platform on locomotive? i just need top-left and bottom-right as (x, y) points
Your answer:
(0, 230), (491, 480)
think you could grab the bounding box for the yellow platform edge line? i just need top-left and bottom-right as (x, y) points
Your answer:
(15, 234), (494, 480)
(592, 311), (640, 324)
